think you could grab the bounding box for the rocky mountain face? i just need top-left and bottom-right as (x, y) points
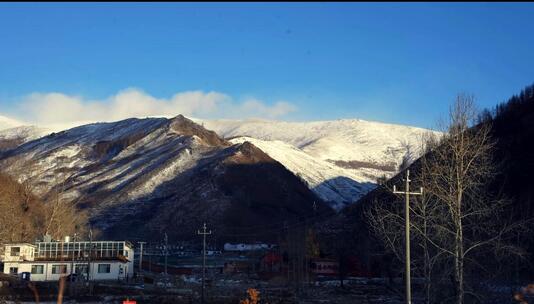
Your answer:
(0, 115), (328, 241)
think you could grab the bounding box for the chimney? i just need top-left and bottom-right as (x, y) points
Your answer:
(64, 236), (70, 243)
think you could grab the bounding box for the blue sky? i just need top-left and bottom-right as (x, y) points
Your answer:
(1, 2), (534, 129)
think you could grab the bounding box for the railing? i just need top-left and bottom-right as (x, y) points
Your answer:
(33, 254), (129, 262)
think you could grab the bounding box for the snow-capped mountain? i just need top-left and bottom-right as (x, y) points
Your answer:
(203, 118), (435, 166)
(202, 118), (438, 196)
(0, 116), (438, 209)
(0, 116), (328, 240)
(229, 136), (375, 210)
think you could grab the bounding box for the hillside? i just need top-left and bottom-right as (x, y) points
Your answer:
(0, 115), (330, 241)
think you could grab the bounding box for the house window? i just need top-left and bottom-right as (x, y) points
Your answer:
(98, 264), (111, 273)
(75, 264), (88, 274)
(123, 250), (128, 257)
(52, 265), (67, 274)
(31, 265), (44, 274)
(9, 267), (18, 274)
(10, 247), (20, 256)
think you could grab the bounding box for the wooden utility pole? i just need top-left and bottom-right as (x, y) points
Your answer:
(197, 223), (211, 304)
(392, 169), (423, 304)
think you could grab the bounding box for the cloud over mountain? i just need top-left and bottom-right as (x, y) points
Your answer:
(2, 88), (297, 131)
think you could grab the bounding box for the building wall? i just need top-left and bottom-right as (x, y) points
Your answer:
(2, 261), (130, 282)
(124, 246), (134, 276)
(1, 241), (135, 281)
(3, 245), (35, 262)
(311, 260), (339, 276)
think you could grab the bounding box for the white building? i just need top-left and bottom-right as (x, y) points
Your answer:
(223, 243), (276, 252)
(1, 239), (134, 282)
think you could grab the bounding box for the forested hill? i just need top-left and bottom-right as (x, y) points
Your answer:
(341, 83), (534, 278)
(482, 84), (534, 221)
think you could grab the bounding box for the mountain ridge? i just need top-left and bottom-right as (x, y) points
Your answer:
(0, 114), (438, 208)
(0, 115), (330, 241)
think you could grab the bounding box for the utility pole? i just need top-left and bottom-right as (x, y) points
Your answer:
(71, 233), (77, 283)
(164, 233), (168, 275)
(138, 242), (146, 273)
(392, 169), (423, 304)
(197, 223), (212, 304)
(70, 232), (78, 297)
(88, 228), (93, 296)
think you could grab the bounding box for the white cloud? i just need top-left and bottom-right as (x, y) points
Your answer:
(239, 99), (297, 118)
(4, 88), (297, 130)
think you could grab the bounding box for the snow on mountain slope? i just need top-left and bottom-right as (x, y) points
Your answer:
(202, 118), (439, 181)
(0, 115), (24, 131)
(0, 114), (437, 211)
(0, 126), (51, 152)
(0, 125), (51, 141)
(230, 136), (375, 210)
(0, 116), (328, 240)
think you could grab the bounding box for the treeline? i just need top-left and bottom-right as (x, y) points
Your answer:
(0, 172), (87, 245)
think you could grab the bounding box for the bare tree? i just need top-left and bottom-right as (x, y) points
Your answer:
(44, 181), (87, 240)
(0, 173), (45, 244)
(417, 95), (527, 303)
(366, 95), (528, 304)
(366, 171), (444, 304)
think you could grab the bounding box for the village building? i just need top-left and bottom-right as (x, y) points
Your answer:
(310, 258), (339, 276)
(223, 243), (276, 252)
(1, 238), (134, 282)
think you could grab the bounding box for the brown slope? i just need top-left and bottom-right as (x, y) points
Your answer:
(0, 115), (332, 243)
(101, 141), (333, 243)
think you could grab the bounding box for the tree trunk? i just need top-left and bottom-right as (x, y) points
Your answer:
(455, 194), (465, 304)
(456, 230), (464, 304)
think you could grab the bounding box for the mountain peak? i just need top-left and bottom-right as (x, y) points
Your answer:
(227, 141), (276, 164)
(168, 115), (228, 147)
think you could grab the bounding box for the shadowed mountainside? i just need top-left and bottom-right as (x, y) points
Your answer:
(0, 115), (331, 241)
